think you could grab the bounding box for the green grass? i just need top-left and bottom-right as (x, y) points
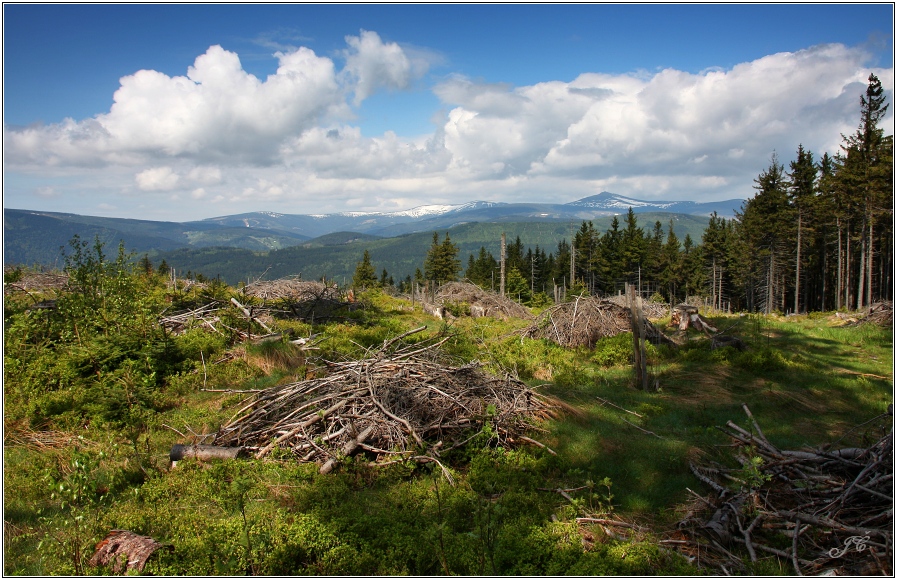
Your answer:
(4, 287), (892, 575)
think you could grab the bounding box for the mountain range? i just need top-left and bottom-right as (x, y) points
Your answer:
(4, 192), (743, 278)
(201, 192), (742, 239)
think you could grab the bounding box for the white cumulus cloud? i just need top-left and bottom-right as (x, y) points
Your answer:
(2, 39), (892, 220)
(135, 166), (180, 191)
(342, 30), (428, 105)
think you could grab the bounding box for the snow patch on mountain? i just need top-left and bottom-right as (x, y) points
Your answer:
(568, 192), (684, 211)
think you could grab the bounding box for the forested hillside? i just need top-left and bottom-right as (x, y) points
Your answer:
(142, 214), (709, 288)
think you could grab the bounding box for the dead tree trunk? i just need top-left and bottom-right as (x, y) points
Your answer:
(627, 284), (649, 391)
(230, 297), (273, 334)
(500, 233), (506, 297)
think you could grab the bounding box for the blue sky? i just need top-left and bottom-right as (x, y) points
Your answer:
(3, 3), (894, 221)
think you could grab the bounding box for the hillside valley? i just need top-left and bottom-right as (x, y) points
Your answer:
(4, 192), (738, 282)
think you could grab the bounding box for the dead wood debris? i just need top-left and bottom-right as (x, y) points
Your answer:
(848, 301), (893, 328)
(4, 271), (69, 295)
(242, 277), (339, 302)
(605, 294), (670, 320)
(676, 405), (893, 576)
(435, 281), (533, 320)
(89, 530), (170, 574)
(671, 304), (719, 336)
(4, 425), (96, 451)
(159, 302), (224, 335)
(243, 278), (358, 322)
(211, 326), (558, 473)
(520, 295), (675, 348)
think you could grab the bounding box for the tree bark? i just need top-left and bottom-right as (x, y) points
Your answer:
(836, 219), (843, 310)
(627, 284), (649, 391)
(170, 444), (245, 462)
(858, 219), (867, 310)
(500, 233), (506, 297)
(867, 217), (874, 305)
(795, 212), (802, 313)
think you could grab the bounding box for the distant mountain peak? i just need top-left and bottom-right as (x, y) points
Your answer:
(568, 192), (687, 212)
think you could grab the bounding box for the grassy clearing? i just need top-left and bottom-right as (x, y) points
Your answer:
(4, 283), (892, 575)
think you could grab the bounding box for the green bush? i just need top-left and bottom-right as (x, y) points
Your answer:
(592, 333), (634, 367)
(733, 345), (788, 372)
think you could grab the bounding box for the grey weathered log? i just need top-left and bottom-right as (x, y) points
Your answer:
(170, 444), (245, 462)
(320, 425), (375, 474)
(230, 297), (273, 334)
(701, 497), (745, 545)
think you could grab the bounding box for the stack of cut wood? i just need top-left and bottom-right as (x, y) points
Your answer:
(679, 405), (893, 576)
(521, 295), (675, 348)
(211, 327), (558, 473)
(435, 281), (533, 320)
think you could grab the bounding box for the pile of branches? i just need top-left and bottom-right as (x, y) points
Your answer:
(520, 295), (674, 348)
(4, 271), (69, 295)
(212, 327), (558, 473)
(159, 302), (223, 336)
(243, 277), (339, 302)
(4, 425), (96, 451)
(245, 279), (357, 322)
(435, 281), (532, 320)
(853, 301), (893, 327)
(679, 405), (893, 575)
(605, 293), (669, 320)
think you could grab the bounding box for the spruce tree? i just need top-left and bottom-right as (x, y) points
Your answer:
(702, 213), (728, 310)
(787, 144), (817, 313)
(620, 208), (646, 280)
(658, 220), (682, 302)
(138, 254), (153, 276)
(424, 232), (461, 284)
(738, 153), (790, 313)
(352, 250), (378, 289)
(599, 218), (621, 292)
(836, 73), (892, 307)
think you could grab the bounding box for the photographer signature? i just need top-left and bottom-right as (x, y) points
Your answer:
(828, 535), (870, 558)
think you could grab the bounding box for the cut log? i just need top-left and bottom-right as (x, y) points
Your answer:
(169, 444), (245, 462)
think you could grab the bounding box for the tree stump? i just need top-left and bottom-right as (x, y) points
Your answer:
(90, 530), (170, 573)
